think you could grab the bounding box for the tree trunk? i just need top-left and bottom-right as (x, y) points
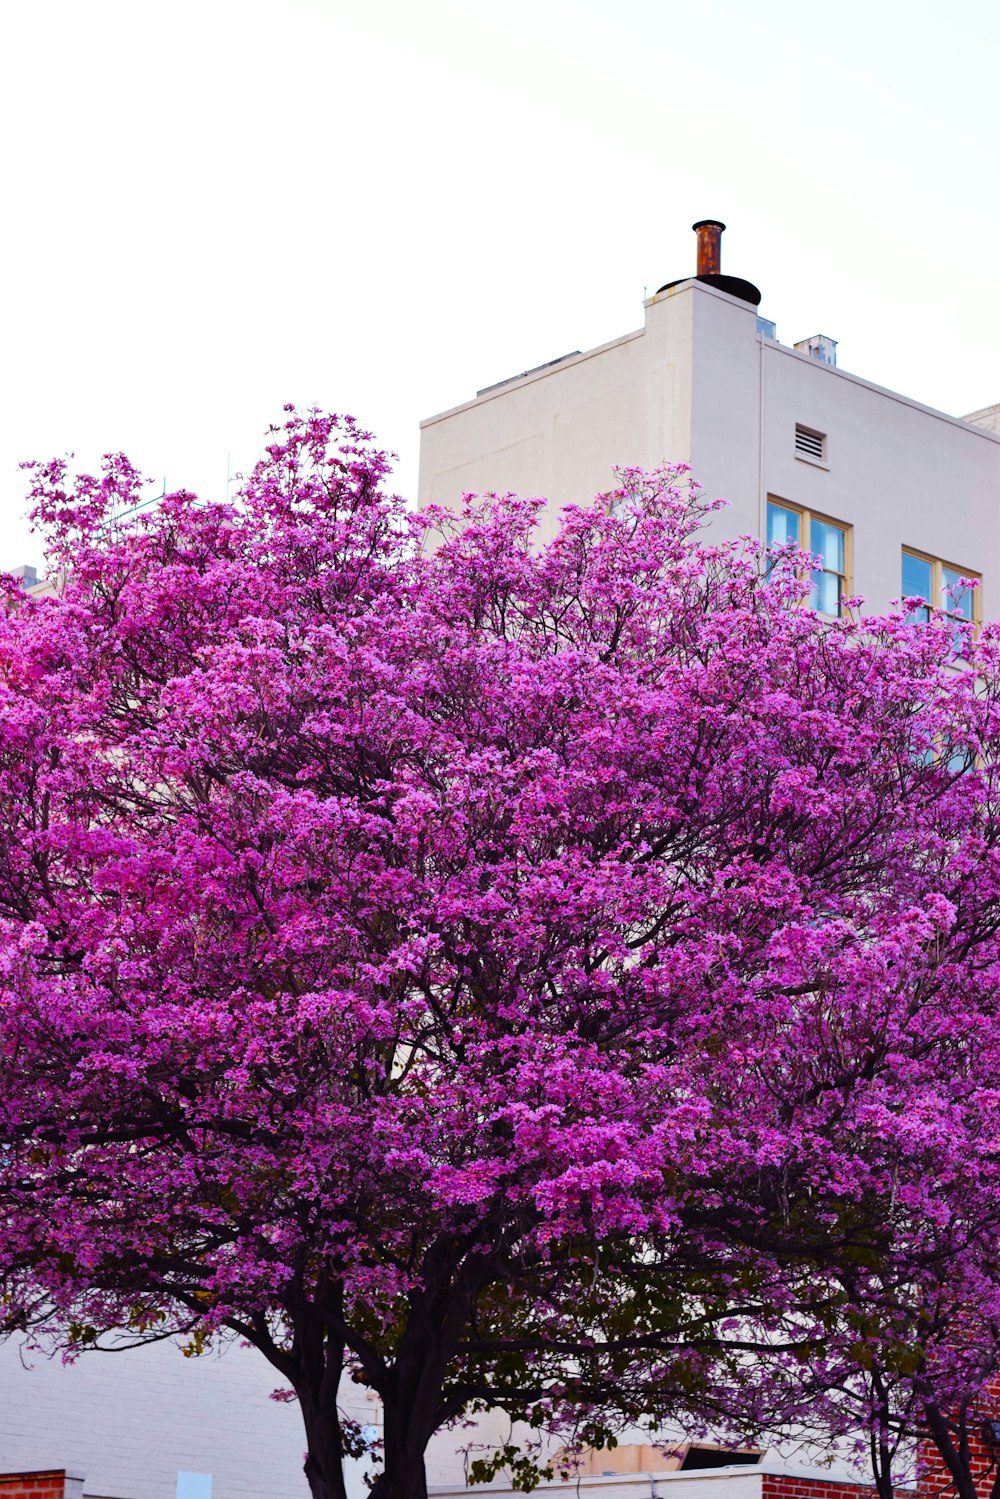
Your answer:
(364, 1241), (486, 1499)
(294, 1239), (484, 1499)
(870, 1426), (896, 1499)
(368, 1455), (428, 1499)
(366, 1392), (432, 1499)
(295, 1343), (437, 1499)
(298, 1382), (351, 1499)
(922, 1402), (982, 1499)
(868, 1375), (896, 1499)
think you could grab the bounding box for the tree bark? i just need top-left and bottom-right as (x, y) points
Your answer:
(364, 1350), (440, 1499)
(293, 1239), (488, 1499)
(869, 1371), (896, 1499)
(869, 1425), (896, 1499)
(290, 1306), (353, 1499)
(298, 1383), (351, 1499)
(922, 1402), (982, 1499)
(367, 1447), (429, 1499)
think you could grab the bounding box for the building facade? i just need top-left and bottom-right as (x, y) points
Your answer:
(419, 222), (1000, 630)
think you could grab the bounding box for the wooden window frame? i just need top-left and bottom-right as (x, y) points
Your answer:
(766, 497), (852, 619)
(901, 546), (982, 631)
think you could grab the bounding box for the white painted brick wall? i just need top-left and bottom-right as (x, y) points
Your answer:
(0, 1336), (512, 1499)
(0, 1336), (354, 1499)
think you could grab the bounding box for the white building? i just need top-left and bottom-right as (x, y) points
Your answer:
(419, 219), (1000, 631)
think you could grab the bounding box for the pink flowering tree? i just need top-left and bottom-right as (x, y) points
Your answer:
(786, 1197), (1000, 1499)
(3, 409), (1000, 1499)
(724, 1097), (1000, 1499)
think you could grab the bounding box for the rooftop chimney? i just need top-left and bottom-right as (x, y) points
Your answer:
(794, 333), (837, 367)
(693, 219), (725, 278)
(655, 220), (762, 308)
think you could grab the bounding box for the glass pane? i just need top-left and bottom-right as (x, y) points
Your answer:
(767, 502), (800, 548)
(902, 552), (933, 624)
(810, 518), (844, 573)
(941, 565), (974, 620)
(177, 1478), (213, 1499)
(902, 551), (932, 602)
(810, 569), (841, 616)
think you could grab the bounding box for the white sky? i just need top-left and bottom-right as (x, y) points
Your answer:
(2, 0), (998, 570)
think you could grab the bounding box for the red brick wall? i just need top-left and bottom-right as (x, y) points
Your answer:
(914, 1369), (1000, 1499)
(763, 1474), (878, 1499)
(916, 1417), (1000, 1499)
(0, 1473), (73, 1499)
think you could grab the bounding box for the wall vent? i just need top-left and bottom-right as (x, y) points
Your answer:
(795, 424), (826, 462)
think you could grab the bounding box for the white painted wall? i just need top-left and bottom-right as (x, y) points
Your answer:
(0, 1336), (311, 1499)
(428, 1460), (869, 1499)
(755, 336), (1000, 615)
(419, 278), (1000, 619)
(418, 285), (695, 547)
(430, 1465), (769, 1499)
(0, 1333), (517, 1499)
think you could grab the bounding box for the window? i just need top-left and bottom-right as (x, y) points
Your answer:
(795, 424), (827, 464)
(176, 1477), (212, 1499)
(901, 549), (980, 635)
(767, 499), (850, 617)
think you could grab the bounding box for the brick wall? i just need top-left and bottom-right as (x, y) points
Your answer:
(917, 1415), (995, 1499)
(763, 1473), (878, 1499)
(0, 1334), (513, 1499)
(917, 1432), (986, 1499)
(0, 1472), (83, 1499)
(915, 1374), (1000, 1499)
(0, 1335), (313, 1499)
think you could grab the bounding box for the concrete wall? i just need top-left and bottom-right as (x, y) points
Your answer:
(428, 1461), (873, 1499)
(687, 283), (763, 540)
(0, 1337), (314, 1499)
(431, 1468), (766, 1499)
(419, 279), (1000, 618)
(756, 339), (1000, 615)
(418, 285), (696, 546)
(0, 1334), (515, 1499)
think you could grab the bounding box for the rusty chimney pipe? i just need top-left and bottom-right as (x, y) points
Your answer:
(655, 217), (759, 305)
(693, 219), (725, 278)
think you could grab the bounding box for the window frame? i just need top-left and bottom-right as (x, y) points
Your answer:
(901, 546), (981, 631)
(766, 496), (852, 619)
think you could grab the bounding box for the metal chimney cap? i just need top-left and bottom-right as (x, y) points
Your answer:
(654, 218), (760, 306)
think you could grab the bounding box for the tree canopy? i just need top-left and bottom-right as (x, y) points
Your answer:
(2, 410), (1000, 1499)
